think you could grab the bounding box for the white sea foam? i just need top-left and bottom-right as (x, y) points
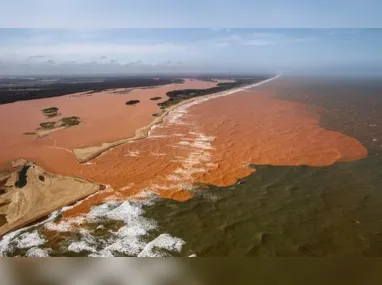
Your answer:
(26, 247), (50, 257)
(76, 197), (184, 257)
(68, 241), (96, 253)
(150, 152), (166, 156)
(55, 193), (182, 257)
(0, 210), (60, 256)
(138, 234), (185, 257)
(15, 230), (45, 249)
(125, 151), (140, 157)
(44, 216), (85, 232)
(0, 186), (111, 256)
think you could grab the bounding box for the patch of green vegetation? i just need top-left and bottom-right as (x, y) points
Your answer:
(158, 76), (272, 109)
(37, 116), (80, 132)
(60, 116), (81, 127)
(152, 113), (160, 117)
(41, 107), (59, 118)
(23, 132), (36, 135)
(126, 100), (140, 105)
(150, 96), (162, 101)
(39, 122), (56, 129)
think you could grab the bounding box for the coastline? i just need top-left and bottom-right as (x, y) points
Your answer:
(0, 75), (279, 238)
(73, 75), (281, 163)
(0, 161), (103, 237)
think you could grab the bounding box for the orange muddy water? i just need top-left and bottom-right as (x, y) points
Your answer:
(0, 79), (218, 169)
(0, 78), (367, 218)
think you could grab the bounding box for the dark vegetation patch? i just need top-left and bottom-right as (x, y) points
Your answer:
(23, 132), (36, 135)
(152, 113), (160, 117)
(41, 107), (59, 118)
(38, 116), (81, 130)
(38, 175), (45, 182)
(126, 100), (140, 105)
(150, 97), (162, 101)
(39, 122), (56, 129)
(113, 89), (132, 95)
(0, 76), (185, 105)
(15, 165), (30, 188)
(158, 76), (272, 109)
(60, 116), (80, 127)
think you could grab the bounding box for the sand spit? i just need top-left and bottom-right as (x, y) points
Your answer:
(0, 160), (101, 236)
(73, 76), (280, 163)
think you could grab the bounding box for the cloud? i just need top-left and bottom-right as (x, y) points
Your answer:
(0, 43), (188, 60)
(212, 32), (316, 47)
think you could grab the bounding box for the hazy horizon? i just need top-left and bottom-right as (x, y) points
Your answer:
(0, 28), (381, 77)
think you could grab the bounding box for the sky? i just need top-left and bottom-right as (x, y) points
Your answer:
(0, 0), (381, 28)
(0, 28), (381, 76)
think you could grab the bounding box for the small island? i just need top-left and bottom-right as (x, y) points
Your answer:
(24, 116), (81, 137)
(150, 97), (162, 101)
(126, 100), (140, 105)
(39, 116), (81, 130)
(41, 107), (60, 118)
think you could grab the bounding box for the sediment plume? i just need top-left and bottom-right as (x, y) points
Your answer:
(0, 76), (368, 228)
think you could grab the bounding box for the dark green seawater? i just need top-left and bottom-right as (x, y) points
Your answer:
(144, 77), (382, 256)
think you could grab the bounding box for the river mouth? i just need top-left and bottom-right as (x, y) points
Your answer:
(1, 76), (382, 256)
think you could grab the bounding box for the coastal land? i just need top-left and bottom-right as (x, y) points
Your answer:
(0, 159), (101, 236)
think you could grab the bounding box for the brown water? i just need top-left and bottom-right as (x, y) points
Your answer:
(143, 77), (382, 256)
(58, 76), (366, 218)
(0, 79), (218, 172)
(1, 76), (379, 257)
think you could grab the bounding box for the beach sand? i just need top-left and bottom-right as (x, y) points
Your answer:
(0, 160), (101, 236)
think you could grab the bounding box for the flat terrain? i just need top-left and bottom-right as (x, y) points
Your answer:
(0, 76), (184, 105)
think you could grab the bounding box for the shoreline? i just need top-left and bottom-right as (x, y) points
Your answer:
(73, 75), (281, 163)
(0, 160), (103, 237)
